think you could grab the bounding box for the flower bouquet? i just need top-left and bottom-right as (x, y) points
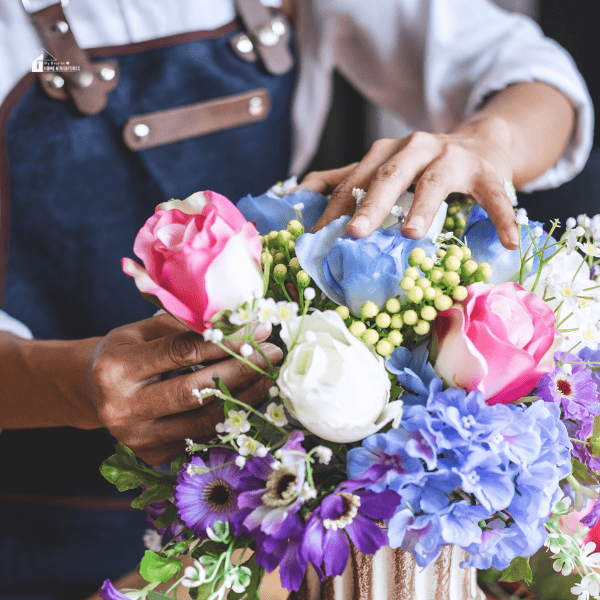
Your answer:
(100, 180), (600, 600)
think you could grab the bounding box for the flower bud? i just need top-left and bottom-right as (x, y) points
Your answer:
(444, 255), (461, 271)
(388, 330), (403, 346)
(462, 259), (478, 276)
(287, 219), (304, 236)
(407, 286), (424, 303)
(455, 217), (466, 230)
(289, 257), (301, 273)
(421, 306), (437, 321)
(288, 240), (295, 252)
(416, 277), (431, 289)
(400, 277), (416, 291)
(335, 305), (350, 320)
(443, 271), (461, 288)
(414, 320), (431, 336)
(361, 301), (379, 319)
(391, 314), (403, 329)
(376, 312), (392, 328)
(404, 266), (420, 280)
(434, 294), (453, 311)
(430, 267), (444, 283)
(452, 286), (468, 301)
(273, 264), (288, 282)
(424, 287), (437, 301)
(296, 270), (311, 286)
(278, 230), (292, 245)
(274, 252), (286, 265)
(385, 298), (401, 313)
(376, 339), (394, 356)
(408, 247), (427, 266)
(475, 262), (492, 282)
(447, 204), (460, 216)
(461, 246), (472, 259)
(403, 309), (418, 325)
(362, 329), (380, 345)
(444, 216), (455, 230)
(261, 251), (273, 267)
(349, 321), (367, 337)
(268, 231), (279, 243)
(437, 248), (447, 259)
(420, 257), (435, 272)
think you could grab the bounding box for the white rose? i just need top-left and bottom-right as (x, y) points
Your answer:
(276, 310), (403, 442)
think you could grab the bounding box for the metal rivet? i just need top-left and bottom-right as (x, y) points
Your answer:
(248, 96), (264, 115)
(47, 74), (65, 89)
(271, 19), (286, 37)
(100, 66), (116, 81)
(133, 123), (150, 139)
(236, 35), (254, 54)
(69, 70), (94, 88)
(51, 20), (69, 34)
(257, 26), (279, 47)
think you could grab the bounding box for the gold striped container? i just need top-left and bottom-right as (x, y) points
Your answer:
(290, 545), (486, 600)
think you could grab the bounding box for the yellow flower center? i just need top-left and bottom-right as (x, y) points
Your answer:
(271, 408), (284, 421)
(579, 298), (590, 309)
(584, 328), (596, 341)
(561, 286), (574, 298)
(277, 307), (291, 320)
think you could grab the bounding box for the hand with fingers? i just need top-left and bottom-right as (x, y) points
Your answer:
(89, 313), (283, 466)
(301, 124), (518, 249)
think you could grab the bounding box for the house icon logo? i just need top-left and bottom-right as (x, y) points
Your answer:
(31, 49), (79, 73)
(31, 49), (57, 72)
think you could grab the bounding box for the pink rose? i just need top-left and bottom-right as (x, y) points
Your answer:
(434, 282), (561, 404)
(122, 191), (263, 333)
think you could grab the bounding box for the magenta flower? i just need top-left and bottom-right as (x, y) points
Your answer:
(302, 487), (400, 578)
(174, 449), (245, 538)
(99, 580), (132, 600)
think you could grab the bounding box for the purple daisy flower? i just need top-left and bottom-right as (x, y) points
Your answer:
(536, 351), (599, 420)
(302, 486), (400, 578)
(174, 449), (245, 539)
(253, 514), (308, 591)
(99, 580), (135, 600)
(238, 430), (308, 536)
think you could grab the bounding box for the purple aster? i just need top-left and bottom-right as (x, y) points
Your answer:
(238, 430), (308, 536)
(302, 487), (400, 578)
(174, 449), (246, 539)
(536, 351), (599, 420)
(253, 514), (308, 591)
(99, 580), (131, 600)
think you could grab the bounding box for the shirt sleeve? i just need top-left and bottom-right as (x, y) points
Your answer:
(308, 0), (593, 192)
(0, 311), (33, 339)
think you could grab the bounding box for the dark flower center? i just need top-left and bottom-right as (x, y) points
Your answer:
(203, 479), (234, 512)
(263, 469), (299, 507)
(323, 492), (361, 530)
(276, 473), (297, 497)
(556, 377), (573, 397)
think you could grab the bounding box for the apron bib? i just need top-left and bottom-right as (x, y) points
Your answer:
(0, 1), (296, 595)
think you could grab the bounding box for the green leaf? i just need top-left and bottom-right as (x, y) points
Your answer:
(101, 442), (165, 492)
(148, 591), (172, 600)
(571, 458), (599, 486)
(213, 376), (236, 418)
(139, 551), (182, 583)
(191, 539), (227, 560)
(154, 503), (179, 531)
(188, 582), (214, 600)
(131, 482), (174, 509)
(499, 556), (532, 584)
(171, 452), (186, 476)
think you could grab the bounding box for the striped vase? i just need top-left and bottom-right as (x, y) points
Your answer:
(290, 545), (486, 600)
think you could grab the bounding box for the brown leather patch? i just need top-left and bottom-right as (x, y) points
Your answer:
(123, 88), (272, 151)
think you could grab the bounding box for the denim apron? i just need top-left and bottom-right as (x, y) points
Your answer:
(0, 3), (296, 597)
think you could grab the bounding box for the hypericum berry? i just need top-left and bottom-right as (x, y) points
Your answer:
(453, 286), (468, 301)
(363, 329), (380, 345)
(404, 267), (420, 280)
(446, 245), (463, 258)
(408, 248), (427, 266)
(361, 301), (379, 319)
(475, 262), (492, 282)
(403, 309), (418, 326)
(376, 339), (393, 356)
(421, 306), (437, 321)
(443, 271), (461, 288)
(388, 330), (403, 346)
(434, 294), (453, 311)
(407, 286), (424, 303)
(461, 246), (472, 259)
(400, 277), (416, 291)
(430, 267), (444, 283)
(376, 312), (392, 328)
(416, 277), (431, 289)
(335, 305), (350, 320)
(349, 321), (367, 337)
(423, 287), (437, 301)
(391, 314), (403, 329)
(414, 320), (431, 336)
(462, 259), (478, 276)
(444, 255), (461, 272)
(420, 257), (435, 272)
(444, 217), (455, 230)
(385, 297), (401, 313)
(436, 248), (447, 259)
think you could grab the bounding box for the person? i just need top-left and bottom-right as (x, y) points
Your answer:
(0, 0), (592, 597)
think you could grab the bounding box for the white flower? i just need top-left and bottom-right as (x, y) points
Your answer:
(314, 445), (333, 464)
(578, 214), (591, 228)
(182, 559), (207, 588)
(532, 226), (543, 239)
(257, 298), (279, 325)
(517, 207), (528, 217)
(572, 573), (600, 600)
(300, 482), (318, 501)
(578, 320), (600, 350)
(265, 402), (288, 427)
(352, 188), (366, 205)
(237, 434), (267, 457)
(229, 306), (256, 326)
(268, 386), (279, 398)
(293, 202), (305, 211)
(203, 328), (224, 343)
(566, 217), (577, 229)
(215, 410), (250, 436)
(581, 542), (600, 569)
(515, 214), (528, 226)
(276, 310), (403, 442)
(185, 438), (195, 453)
(240, 343), (254, 357)
(119, 591), (146, 600)
(591, 214), (600, 240)
(224, 565), (252, 594)
(275, 301), (299, 322)
(304, 287), (316, 300)
(142, 529), (163, 553)
(578, 241), (600, 257)
(235, 455), (246, 468)
(269, 176), (298, 198)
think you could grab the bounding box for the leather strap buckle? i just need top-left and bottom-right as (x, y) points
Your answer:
(25, 1), (118, 115)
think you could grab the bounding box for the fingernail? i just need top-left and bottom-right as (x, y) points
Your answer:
(349, 215), (370, 233)
(403, 214), (425, 235)
(253, 322), (272, 340)
(259, 342), (284, 363)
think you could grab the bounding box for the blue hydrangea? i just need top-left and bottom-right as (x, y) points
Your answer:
(461, 204), (555, 284)
(347, 386), (572, 569)
(237, 188), (327, 235)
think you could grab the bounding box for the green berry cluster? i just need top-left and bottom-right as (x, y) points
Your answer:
(441, 194), (473, 238)
(335, 244), (492, 356)
(260, 221), (312, 304)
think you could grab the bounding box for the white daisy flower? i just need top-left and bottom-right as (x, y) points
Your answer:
(215, 410), (251, 436)
(265, 402), (288, 427)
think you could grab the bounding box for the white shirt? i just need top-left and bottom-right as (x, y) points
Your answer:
(0, 0), (594, 337)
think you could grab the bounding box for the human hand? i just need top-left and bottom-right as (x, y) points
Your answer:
(89, 313), (282, 465)
(300, 117), (519, 249)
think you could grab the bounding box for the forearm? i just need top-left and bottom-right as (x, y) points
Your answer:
(456, 81), (576, 188)
(0, 332), (102, 429)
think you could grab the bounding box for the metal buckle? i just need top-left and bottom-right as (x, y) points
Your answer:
(21, 0), (69, 16)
